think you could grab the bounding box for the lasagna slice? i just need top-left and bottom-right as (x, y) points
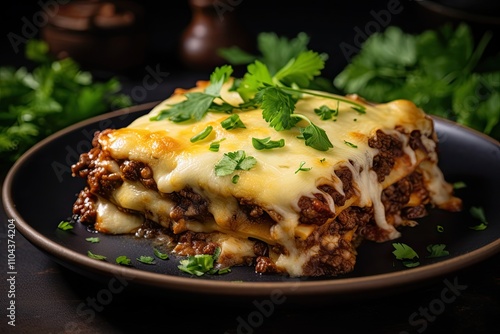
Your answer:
(71, 80), (461, 277)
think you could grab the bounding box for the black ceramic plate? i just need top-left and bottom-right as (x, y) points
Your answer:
(3, 102), (500, 302)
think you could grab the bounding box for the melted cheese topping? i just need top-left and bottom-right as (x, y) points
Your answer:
(92, 81), (458, 276)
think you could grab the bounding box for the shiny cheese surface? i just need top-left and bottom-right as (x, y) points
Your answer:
(96, 82), (445, 276)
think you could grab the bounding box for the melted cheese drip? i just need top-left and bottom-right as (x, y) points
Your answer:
(95, 198), (143, 234)
(95, 82), (452, 276)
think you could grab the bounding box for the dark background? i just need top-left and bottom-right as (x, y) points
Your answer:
(2, 0), (499, 102)
(1, 1), (499, 333)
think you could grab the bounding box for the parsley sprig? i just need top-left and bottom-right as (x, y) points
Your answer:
(151, 65), (235, 122)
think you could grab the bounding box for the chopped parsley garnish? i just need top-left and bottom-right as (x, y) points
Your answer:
(190, 126), (213, 143)
(116, 255), (132, 266)
(436, 225), (445, 233)
(178, 254), (215, 276)
(209, 138), (225, 152)
(252, 137), (285, 150)
(136, 256), (156, 265)
(178, 247), (230, 276)
(57, 221), (73, 231)
(351, 106), (366, 114)
(154, 248), (169, 260)
(231, 175), (240, 184)
(469, 206), (488, 230)
(214, 150), (257, 176)
(344, 140), (357, 148)
(453, 181), (467, 189)
(392, 243), (420, 268)
(217, 267), (232, 274)
(295, 161), (312, 174)
(87, 251), (106, 261)
(221, 114), (246, 130)
(85, 237), (100, 243)
(314, 104), (338, 120)
(426, 244), (449, 258)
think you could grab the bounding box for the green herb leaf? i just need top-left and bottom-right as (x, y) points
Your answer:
(152, 65), (233, 123)
(351, 106), (366, 114)
(178, 254), (215, 276)
(116, 255), (132, 266)
(402, 260), (421, 268)
(214, 150), (257, 176)
(252, 137), (285, 150)
(152, 92), (215, 122)
(392, 243), (420, 267)
(57, 221), (73, 231)
(154, 248), (169, 260)
(178, 247), (231, 276)
(237, 60), (274, 101)
(216, 267), (232, 274)
(273, 50), (325, 87)
(190, 126), (213, 142)
(87, 251), (106, 261)
(344, 140), (358, 148)
(426, 244), (449, 258)
(314, 104), (338, 120)
(453, 181), (467, 189)
(136, 256), (156, 265)
(470, 223), (488, 231)
(219, 32), (312, 75)
(217, 46), (257, 65)
(85, 237), (100, 243)
(469, 206), (488, 230)
(212, 247), (222, 260)
(205, 65), (233, 96)
(221, 114), (246, 130)
(392, 243), (419, 260)
(258, 86), (299, 131)
(209, 138), (225, 152)
(299, 122), (334, 151)
(295, 161), (312, 174)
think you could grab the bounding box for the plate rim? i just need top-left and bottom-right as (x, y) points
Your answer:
(3, 102), (500, 298)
